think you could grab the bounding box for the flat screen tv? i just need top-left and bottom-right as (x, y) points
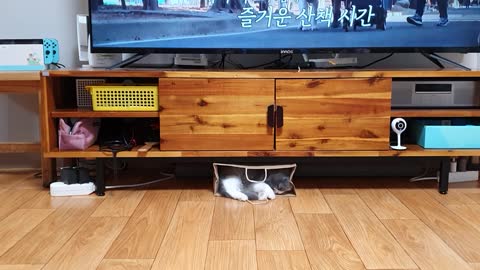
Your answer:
(89, 0), (480, 54)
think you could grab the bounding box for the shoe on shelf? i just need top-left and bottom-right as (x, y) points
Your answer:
(407, 14), (423, 26)
(436, 17), (449, 26)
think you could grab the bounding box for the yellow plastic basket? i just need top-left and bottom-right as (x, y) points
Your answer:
(86, 85), (158, 111)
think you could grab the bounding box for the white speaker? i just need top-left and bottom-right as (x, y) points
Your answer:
(76, 14), (122, 68)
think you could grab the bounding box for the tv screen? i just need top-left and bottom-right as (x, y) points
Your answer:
(89, 0), (480, 53)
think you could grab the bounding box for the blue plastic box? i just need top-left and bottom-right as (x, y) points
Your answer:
(412, 119), (480, 149)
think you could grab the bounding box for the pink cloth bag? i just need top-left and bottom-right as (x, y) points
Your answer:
(58, 118), (100, 150)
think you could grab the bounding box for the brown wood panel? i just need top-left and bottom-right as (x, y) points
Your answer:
(105, 190), (181, 259)
(161, 115), (270, 134)
(0, 80), (39, 93)
(97, 259), (153, 270)
(0, 143), (40, 153)
(204, 240), (257, 270)
(42, 217), (128, 270)
(392, 109), (480, 118)
(445, 204), (480, 240)
(276, 78), (391, 151)
(160, 134), (273, 151)
(0, 197), (103, 265)
(256, 251), (312, 270)
(0, 209), (53, 256)
(91, 190), (146, 217)
(44, 145), (480, 158)
(209, 197), (255, 240)
(355, 189), (417, 220)
(45, 69), (480, 79)
(254, 198), (304, 251)
(383, 219), (472, 270)
(51, 109), (158, 118)
(151, 201), (214, 270)
(295, 214), (365, 270)
(159, 78), (274, 151)
(0, 72), (40, 81)
(325, 194), (417, 269)
(0, 190), (40, 221)
(0, 265), (43, 270)
(289, 188), (331, 214)
(391, 189), (480, 263)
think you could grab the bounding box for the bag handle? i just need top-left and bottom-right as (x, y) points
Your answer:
(245, 168), (267, 183)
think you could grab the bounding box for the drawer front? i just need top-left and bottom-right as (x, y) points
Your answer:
(276, 78), (392, 151)
(159, 78), (274, 151)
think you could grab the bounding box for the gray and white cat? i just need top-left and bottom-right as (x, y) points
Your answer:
(217, 166), (294, 201)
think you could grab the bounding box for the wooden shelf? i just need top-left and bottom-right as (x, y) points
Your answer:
(50, 109), (158, 118)
(45, 69), (480, 79)
(44, 144), (480, 158)
(0, 71), (40, 81)
(391, 109), (480, 118)
(0, 143), (41, 153)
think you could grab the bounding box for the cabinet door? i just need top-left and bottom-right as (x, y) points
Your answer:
(159, 78), (274, 151)
(276, 78), (392, 151)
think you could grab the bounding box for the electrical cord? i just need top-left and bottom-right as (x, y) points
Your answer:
(105, 172), (175, 190)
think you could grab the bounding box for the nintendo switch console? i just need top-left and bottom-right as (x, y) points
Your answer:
(0, 39), (60, 70)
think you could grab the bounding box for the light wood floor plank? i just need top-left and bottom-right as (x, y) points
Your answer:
(289, 188), (331, 214)
(209, 197), (255, 240)
(0, 190), (40, 221)
(0, 265), (44, 270)
(97, 259), (154, 270)
(325, 194), (417, 269)
(470, 263), (480, 270)
(180, 179), (215, 202)
(391, 189), (480, 263)
(105, 190), (181, 259)
(295, 213), (365, 270)
(383, 219), (472, 270)
(0, 197), (102, 265)
(0, 209), (53, 256)
(446, 204), (480, 233)
(20, 192), (69, 209)
(465, 193), (480, 204)
(356, 189), (417, 220)
(151, 201), (215, 270)
(254, 198), (304, 251)
(423, 188), (478, 206)
(0, 172), (34, 189)
(11, 174), (43, 190)
(91, 190), (146, 217)
(256, 251), (312, 270)
(204, 240), (256, 270)
(42, 217), (128, 270)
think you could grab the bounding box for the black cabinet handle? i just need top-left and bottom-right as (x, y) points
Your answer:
(267, 105), (275, 127)
(277, 106), (284, 128)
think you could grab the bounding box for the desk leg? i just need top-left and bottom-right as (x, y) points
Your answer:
(439, 157), (449, 194)
(96, 158), (105, 196)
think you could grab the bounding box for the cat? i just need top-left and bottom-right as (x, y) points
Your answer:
(217, 166), (294, 201)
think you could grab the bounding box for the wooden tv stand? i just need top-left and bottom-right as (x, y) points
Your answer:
(41, 69), (480, 195)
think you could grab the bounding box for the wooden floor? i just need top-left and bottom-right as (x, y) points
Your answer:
(1, 171), (480, 270)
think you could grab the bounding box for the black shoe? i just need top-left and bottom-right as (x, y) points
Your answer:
(407, 15), (423, 26)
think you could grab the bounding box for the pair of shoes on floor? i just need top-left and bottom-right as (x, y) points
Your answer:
(406, 15), (449, 27)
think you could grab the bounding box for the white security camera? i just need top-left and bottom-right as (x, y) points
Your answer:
(391, 118), (407, 150)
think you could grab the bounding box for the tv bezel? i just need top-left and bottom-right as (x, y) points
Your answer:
(87, 1), (480, 55)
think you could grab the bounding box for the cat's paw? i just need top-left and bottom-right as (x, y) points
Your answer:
(233, 193), (249, 201)
(258, 191), (268, 201)
(267, 190), (276, 200)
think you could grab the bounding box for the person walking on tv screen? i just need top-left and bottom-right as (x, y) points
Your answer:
(406, 0), (449, 26)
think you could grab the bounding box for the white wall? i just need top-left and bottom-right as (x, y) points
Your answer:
(0, 1), (478, 168)
(0, 0), (87, 168)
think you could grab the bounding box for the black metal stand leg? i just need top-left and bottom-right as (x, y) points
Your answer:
(439, 157), (449, 194)
(96, 158), (105, 196)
